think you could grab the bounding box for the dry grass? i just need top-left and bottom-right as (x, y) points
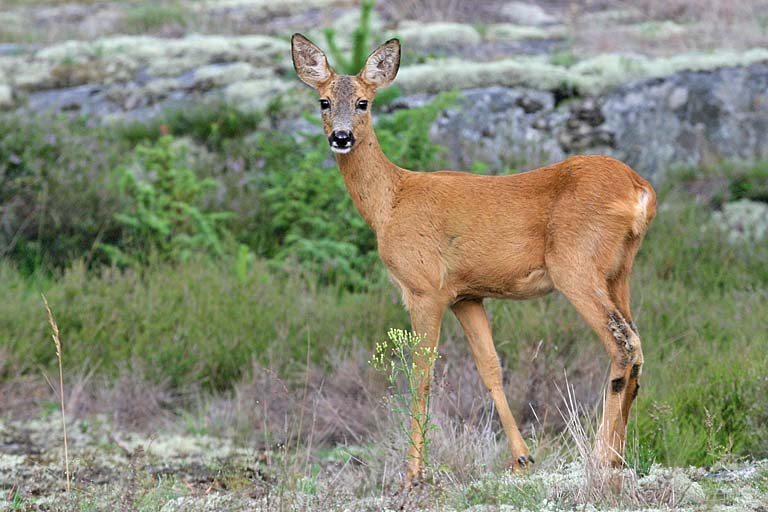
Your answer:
(568, 0), (768, 56)
(42, 294), (70, 495)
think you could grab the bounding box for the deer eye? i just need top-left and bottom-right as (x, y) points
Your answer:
(319, 99), (331, 110)
(356, 99), (368, 111)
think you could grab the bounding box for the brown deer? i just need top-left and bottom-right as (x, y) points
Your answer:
(291, 34), (656, 485)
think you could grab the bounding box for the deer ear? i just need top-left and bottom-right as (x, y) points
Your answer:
(359, 38), (400, 90)
(292, 33), (334, 89)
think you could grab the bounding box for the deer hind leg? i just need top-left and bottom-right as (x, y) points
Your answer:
(451, 299), (533, 470)
(404, 295), (446, 485)
(607, 237), (644, 429)
(549, 267), (642, 467)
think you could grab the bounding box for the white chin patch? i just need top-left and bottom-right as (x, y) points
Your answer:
(331, 146), (352, 154)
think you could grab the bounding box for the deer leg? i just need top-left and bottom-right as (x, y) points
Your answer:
(607, 240), (644, 428)
(451, 299), (532, 469)
(404, 296), (445, 485)
(551, 273), (641, 467)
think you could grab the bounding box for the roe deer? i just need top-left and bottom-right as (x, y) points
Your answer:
(291, 34), (656, 485)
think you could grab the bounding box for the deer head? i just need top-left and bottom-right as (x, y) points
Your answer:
(291, 33), (401, 154)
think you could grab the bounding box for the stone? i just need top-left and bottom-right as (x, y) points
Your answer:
(667, 86), (689, 109)
(501, 2), (558, 26)
(393, 22), (482, 51)
(0, 84), (13, 109)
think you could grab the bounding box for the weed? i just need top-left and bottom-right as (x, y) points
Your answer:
(101, 135), (233, 266)
(370, 329), (440, 472)
(323, 0), (376, 75)
(123, 2), (188, 33)
(42, 294), (71, 495)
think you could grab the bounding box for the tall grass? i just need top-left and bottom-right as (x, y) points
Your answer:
(1, 182), (766, 467)
(42, 294), (70, 495)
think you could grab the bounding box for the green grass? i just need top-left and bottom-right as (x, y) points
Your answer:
(1, 100), (767, 469)
(122, 2), (189, 33)
(1, 179), (767, 466)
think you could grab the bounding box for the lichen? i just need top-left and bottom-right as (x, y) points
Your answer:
(391, 22), (482, 50)
(223, 78), (294, 111)
(4, 35), (284, 91)
(397, 56), (571, 95)
(711, 199), (768, 244)
(396, 48), (768, 95)
(485, 23), (561, 42)
(197, 0), (334, 16)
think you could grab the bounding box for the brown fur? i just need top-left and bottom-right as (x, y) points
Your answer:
(292, 34), (657, 484)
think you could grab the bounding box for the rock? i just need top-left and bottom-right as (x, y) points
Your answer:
(418, 62), (768, 182)
(224, 78), (293, 111)
(392, 22), (482, 52)
(431, 86), (562, 172)
(599, 63), (768, 182)
(3, 35), (284, 91)
(639, 466), (707, 507)
(190, 62), (260, 91)
(486, 23), (556, 42)
(712, 199), (768, 244)
(0, 84), (13, 109)
(198, 0), (334, 19)
(501, 2), (558, 26)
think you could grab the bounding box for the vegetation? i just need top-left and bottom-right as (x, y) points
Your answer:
(1, 99), (766, 474)
(2, 1), (767, 509)
(323, 0), (377, 74)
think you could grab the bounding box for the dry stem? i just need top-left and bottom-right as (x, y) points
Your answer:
(42, 294), (71, 495)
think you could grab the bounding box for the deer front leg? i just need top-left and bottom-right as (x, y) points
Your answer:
(451, 299), (532, 470)
(404, 296), (445, 486)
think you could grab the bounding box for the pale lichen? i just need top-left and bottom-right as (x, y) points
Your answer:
(711, 199), (768, 244)
(391, 22), (482, 51)
(396, 47), (768, 95)
(485, 23), (562, 42)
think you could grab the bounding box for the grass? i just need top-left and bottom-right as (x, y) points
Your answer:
(122, 2), (188, 33)
(42, 294), (70, 495)
(1, 170), (767, 471)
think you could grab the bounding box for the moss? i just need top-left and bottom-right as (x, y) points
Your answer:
(396, 48), (768, 95)
(391, 22), (482, 50)
(197, 0), (334, 17)
(0, 83), (13, 108)
(223, 78), (294, 111)
(711, 199), (768, 244)
(192, 62), (260, 89)
(397, 56), (571, 94)
(633, 20), (687, 39)
(7, 35), (284, 90)
(485, 23), (562, 42)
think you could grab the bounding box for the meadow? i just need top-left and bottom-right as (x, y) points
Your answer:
(1, 93), (767, 509)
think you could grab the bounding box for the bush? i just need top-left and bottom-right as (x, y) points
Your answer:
(0, 114), (127, 274)
(101, 135), (233, 266)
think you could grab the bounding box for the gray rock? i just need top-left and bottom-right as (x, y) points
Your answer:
(501, 2), (558, 26)
(599, 63), (768, 183)
(432, 86), (562, 173)
(425, 62), (768, 182)
(0, 84), (13, 109)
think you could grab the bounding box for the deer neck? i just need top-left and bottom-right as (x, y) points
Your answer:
(335, 131), (404, 232)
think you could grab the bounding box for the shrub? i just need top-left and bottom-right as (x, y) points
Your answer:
(101, 135), (233, 266)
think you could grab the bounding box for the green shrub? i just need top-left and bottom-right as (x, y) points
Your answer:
(323, 0), (376, 75)
(0, 114), (126, 274)
(123, 2), (188, 33)
(102, 136), (233, 266)
(116, 102), (263, 149)
(0, 258), (407, 389)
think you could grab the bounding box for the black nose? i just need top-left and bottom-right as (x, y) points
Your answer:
(329, 130), (355, 148)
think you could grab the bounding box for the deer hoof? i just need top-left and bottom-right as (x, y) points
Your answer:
(513, 454), (535, 471)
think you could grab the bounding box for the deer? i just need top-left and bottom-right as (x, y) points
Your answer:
(291, 33), (657, 485)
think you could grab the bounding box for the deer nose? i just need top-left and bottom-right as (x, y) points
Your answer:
(329, 130), (355, 148)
